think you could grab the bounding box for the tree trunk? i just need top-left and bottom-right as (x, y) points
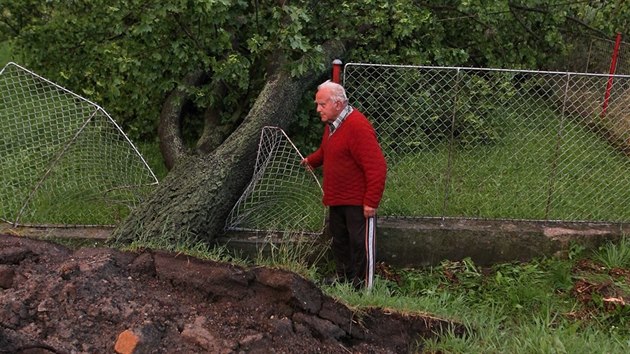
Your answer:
(158, 70), (207, 170)
(112, 41), (345, 244)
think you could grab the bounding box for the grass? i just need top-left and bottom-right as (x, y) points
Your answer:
(593, 236), (630, 269)
(135, 141), (169, 180)
(381, 104), (630, 221)
(118, 224), (249, 267)
(253, 232), (331, 279)
(321, 238), (630, 353)
(0, 41), (13, 67)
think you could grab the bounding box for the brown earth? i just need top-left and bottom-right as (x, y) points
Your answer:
(0, 233), (461, 354)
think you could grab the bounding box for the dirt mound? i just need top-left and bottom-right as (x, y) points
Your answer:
(0, 234), (459, 353)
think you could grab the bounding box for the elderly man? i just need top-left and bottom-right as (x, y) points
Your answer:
(302, 80), (387, 290)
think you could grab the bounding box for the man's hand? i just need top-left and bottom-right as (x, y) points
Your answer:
(300, 158), (313, 171)
(363, 205), (377, 218)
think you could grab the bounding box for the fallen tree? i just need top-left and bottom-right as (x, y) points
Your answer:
(112, 41), (345, 244)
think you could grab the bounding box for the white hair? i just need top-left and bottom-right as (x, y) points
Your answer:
(318, 80), (348, 104)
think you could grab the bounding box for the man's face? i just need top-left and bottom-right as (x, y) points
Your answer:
(315, 88), (343, 123)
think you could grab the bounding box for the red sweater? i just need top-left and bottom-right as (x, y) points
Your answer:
(306, 109), (387, 208)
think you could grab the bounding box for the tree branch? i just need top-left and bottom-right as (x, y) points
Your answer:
(508, 2), (611, 38)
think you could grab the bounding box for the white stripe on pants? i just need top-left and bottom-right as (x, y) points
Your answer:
(365, 216), (376, 290)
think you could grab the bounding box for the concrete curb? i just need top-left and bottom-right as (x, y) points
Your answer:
(219, 218), (629, 267)
(3, 219), (627, 267)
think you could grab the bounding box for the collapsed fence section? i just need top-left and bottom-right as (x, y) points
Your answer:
(0, 62), (159, 227)
(225, 126), (326, 234)
(344, 64), (630, 223)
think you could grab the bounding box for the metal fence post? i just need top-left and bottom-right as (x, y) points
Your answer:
(602, 32), (622, 117)
(332, 59), (342, 84)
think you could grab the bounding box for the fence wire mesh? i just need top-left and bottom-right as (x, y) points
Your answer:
(563, 35), (630, 75)
(343, 64), (630, 223)
(0, 62), (158, 226)
(225, 126), (326, 234)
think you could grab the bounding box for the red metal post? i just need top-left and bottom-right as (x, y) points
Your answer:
(331, 59), (342, 84)
(601, 32), (622, 117)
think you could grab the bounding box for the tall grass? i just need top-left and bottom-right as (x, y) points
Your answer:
(116, 223), (249, 267)
(593, 236), (630, 269)
(254, 232), (331, 279)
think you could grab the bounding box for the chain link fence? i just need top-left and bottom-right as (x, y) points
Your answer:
(343, 64), (630, 223)
(562, 34), (630, 75)
(225, 126), (326, 234)
(0, 62), (159, 226)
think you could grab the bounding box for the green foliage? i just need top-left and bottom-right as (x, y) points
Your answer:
(1, 0), (326, 142)
(320, 252), (630, 353)
(4, 0), (626, 145)
(453, 71), (517, 146)
(568, 241), (587, 260)
(333, 1), (446, 65)
(575, 0), (630, 35)
(286, 90), (324, 154)
(593, 236), (630, 269)
(345, 69), (517, 158)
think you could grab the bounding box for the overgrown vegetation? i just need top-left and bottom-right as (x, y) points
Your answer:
(253, 232), (331, 280)
(398, 239), (630, 353)
(285, 237), (630, 353)
(119, 225), (249, 267)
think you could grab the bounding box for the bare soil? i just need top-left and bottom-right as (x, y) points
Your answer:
(0, 234), (460, 354)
